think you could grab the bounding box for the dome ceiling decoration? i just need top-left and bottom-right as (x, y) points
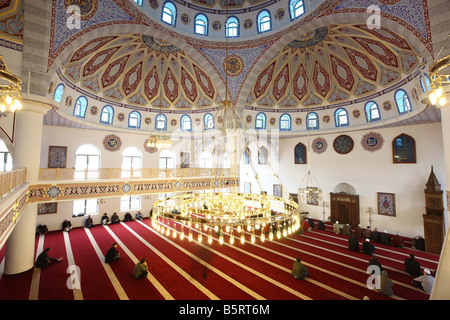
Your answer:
(62, 34), (217, 110)
(250, 24), (420, 109)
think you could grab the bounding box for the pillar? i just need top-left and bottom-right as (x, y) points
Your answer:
(3, 100), (50, 275)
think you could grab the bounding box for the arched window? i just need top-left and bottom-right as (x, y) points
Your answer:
(180, 114), (192, 131)
(279, 113), (291, 131)
(122, 146), (142, 178)
(194, 13), (208, 36)
(53, 84), (65, 103)
(393, 134), (416, 163)
(420, 74), (431, 92)
(159, 149), (176, 169)
(0, 139), (12, 172)
(255, 112), (266, 129)
(335, 108), (349, 127)
(204, 113), (214, 130)
(128, 111), (141, 128)
(75, 144), (100, 180)
(161, 1), (177, 26)
(100, 105), (114, 125)
(226, 16), (239, 38)
(306, 112), (319, 130)
(74, 96), (88, 118)
(258, 146), (268, 164)
(257, 10), (271, 33)
(133, 0), (143, 5)
(294, 142), (306, 164)
(365, 101), (381, 122)
(395, 89), (412, 114)
(155, 114), (167, 130)
(289, 0), (305, 20)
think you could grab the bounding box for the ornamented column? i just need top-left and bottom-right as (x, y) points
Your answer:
(3, 100), (51, 275)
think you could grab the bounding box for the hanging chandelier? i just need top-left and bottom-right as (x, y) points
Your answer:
(146, 103), (171, 149)
(150, 1), (300, 246)
(428, 35), (449, 108)
(0, 56), (22, 113)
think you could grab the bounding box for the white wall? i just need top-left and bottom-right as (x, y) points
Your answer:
(242, 122), (447, 238)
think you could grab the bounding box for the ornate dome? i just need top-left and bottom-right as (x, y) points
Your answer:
(61, 34), (217, 111)
(250, 24), (420, 109)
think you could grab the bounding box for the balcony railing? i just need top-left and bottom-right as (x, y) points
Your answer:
(0, 168), (27, 198)
(39, 167), (235, 181)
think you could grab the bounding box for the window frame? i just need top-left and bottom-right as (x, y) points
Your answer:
(395, 89), (412, 115)
(161, 1), (177, 26)
(155, 114), (168, 131)
(226, 16), (240, 38)
(279, 113), (291, 131)
(100, 105), (114, 125)
(335, 108), (349, 127)
(73, 96), (88, 118)
(194, 13), (208, 36)
(294, 142), (307, 164)
(120, 195), (141, 212)
(53, 83), (65, 103)
(204, 113), (215, 130)
(73, 198), (98, 217)
(128, 111), (141, 129)
(365, 101), (381, 122)
(289, 0), (305, 20)
(392, 133), (416, 163)
(180, 114), (192, 131)
(133, 0), (143, 6)
(257, 10), (272, 34)
(255, 112), (266, 130)
(306, 112), (319, 130)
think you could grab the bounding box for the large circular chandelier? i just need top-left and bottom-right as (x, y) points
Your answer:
(428, 35), (449, 108)
(0, 56), (22, 113)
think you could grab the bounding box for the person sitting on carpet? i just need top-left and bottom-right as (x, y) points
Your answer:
(368, 256), (383, 273)
(291, 257), (308, 280)
(111, 212), (120, 224)
(84, 215), (94, 228)
(348, 235), (360, 252)
(302, 219), (312, 232)
(354, 224), (364, 238)
(413, 269), (435, 294)
(404, 254), (422, 277)
(392, 232), (404, 248)
(372, 228), (381, 243)
(62, 219), (72, 232)
(413, 235), (425, 251)
(136, 211), (144, 221)
(317, 220), (325, 230)
(378, 270), (394, 297)
(105, 243), (120, 263)
(342, 224), (352, 237)
(133, 259), (148, 279)
(123, 212), (133, 222)
(35, 247), (63, 268)
(333, 221), (342, 234)
(362, 238), (375, 255)
(363, 226), (372, 239)
(380, 230), (391, 246)
(101, 213), (109, 225)
(36, 224), (48, 235)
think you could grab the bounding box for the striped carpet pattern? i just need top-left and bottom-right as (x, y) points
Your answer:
(0, 219), (439, 301)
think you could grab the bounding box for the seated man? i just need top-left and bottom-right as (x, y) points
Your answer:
(291, 257), (308, 280)
(133, 259), (149, 279)
(362, 238), (375, 255)
(111, 212), (120, 224)
(372, 228), (381, 243)
(392, 232), (404, 247)
(302, 219), (311, 232)
(333, 221), (342, 234)
(342, 224), (352, 237)
(348, 235), (360, 252)
(368, 256), (383, 273)
(123, 212), (133, 222)
(84, 215), (94, 228)
(354, 224), (364, 238)
(404, 254), (422, 277)
(105, 243), (120, 263)
(317, 220), (325, 230)
(413, 269), (435, 294)
(35, 248), (63, 268)
(380, 230), (392, 246)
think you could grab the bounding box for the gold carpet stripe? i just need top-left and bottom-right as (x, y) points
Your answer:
(121, 222), (221, 300)
(63, 232), (83, 300)
(28, 234), (44, 300)
(102, 224), (174, 300)
(137, 220), (265, 300)
(84, 227), (129, 300)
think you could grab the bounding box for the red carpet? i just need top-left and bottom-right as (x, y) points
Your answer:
(0, 218), (439, 301)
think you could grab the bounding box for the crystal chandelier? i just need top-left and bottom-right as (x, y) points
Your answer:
(428, 35), (449, 108)
(150, 2), (300, 246)
(0, 56), (22, 113)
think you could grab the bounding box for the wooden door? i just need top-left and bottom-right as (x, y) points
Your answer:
(330, 192), (360, 228)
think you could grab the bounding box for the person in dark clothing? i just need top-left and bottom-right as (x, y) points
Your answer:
(380, 230), (391, 246)
(317, 220), (325, 230)
(371, 228), (381, 243)
(404, 254), (422, 277)
(35, 248), (63, 268)
(348, 235), (360, 252)
(354, 224), (364, 238)
(105, 243), (120, 263)
(342, 224), (352, 237)
(36, 224), (48, 235)
(62, 220), (72, 232)
(85, 215), (94, 228)
(392, 232), (404, 247)
(368, 256), (383, 273)
(413, 236), (425, 251)
(362, 238), (375, 255)
(123, 212), (133, 222)
(111, 212), (120, 224)
(307, 218), (315, 229)
(101, 213), (109, 225)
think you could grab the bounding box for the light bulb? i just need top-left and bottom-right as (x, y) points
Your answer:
(219, 235), (223, 245)
(240, 235), (245, 244)
(261, 233), (265, 242)
(5, 95), (12, 105)
(435, 87), (443, 98)
(439, 97), (446, 107)
(0, 104), (6, 112)
(429, 91), (437, 105)
(14, 99), (21, 110)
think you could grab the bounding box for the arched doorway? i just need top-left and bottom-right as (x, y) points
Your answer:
(330, 183), (359, 228)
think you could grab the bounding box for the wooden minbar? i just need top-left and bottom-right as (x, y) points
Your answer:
(423, 166), (444, 254)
